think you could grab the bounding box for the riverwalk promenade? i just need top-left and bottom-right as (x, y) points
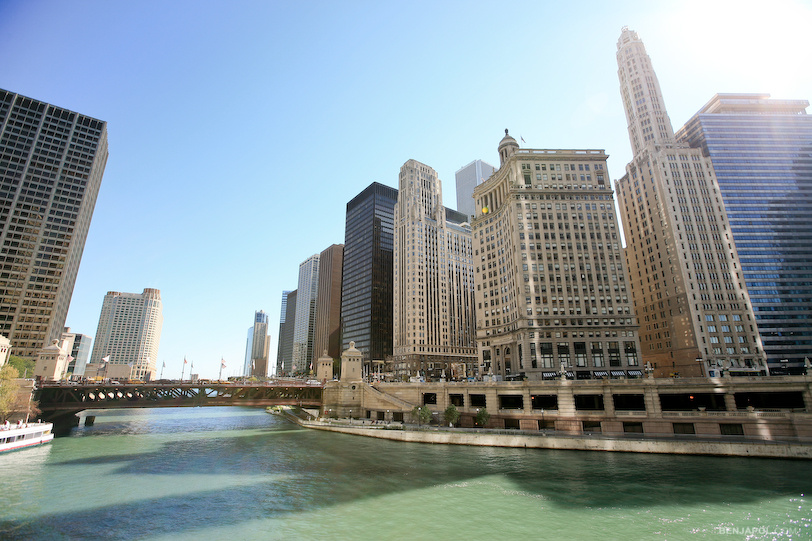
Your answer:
(277, 409), (812, 459)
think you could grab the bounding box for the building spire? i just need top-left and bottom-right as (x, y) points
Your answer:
(616, 27), (676, 154)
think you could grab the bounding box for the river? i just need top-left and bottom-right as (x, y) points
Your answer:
(0, 407), (810, 540)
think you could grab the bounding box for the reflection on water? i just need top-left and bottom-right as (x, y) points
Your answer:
(0, 407), (810, 540)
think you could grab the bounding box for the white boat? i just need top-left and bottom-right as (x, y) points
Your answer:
(0, 422), (54, 453)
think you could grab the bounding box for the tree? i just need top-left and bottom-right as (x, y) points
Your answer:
(8, 355), (34, 379)
(443, 404), (460, 427)
(411, 405), (432, 426)
(0, 365), (19, 422)
(0, 365), (40, 423)
(475, 408), (490, 428)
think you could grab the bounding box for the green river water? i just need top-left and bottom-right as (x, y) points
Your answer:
(0, 407), (810, 540)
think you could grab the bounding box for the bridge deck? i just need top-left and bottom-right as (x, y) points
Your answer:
(36, 382), (323, 415)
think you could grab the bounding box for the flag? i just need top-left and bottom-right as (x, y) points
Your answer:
(520, 136), (526, 143)
(162, 361), (166, 368)
(102, 355), (110, 363)
(221, 358), (226, 368)
(184, 357), (188, 364)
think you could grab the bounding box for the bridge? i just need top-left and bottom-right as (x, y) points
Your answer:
(35, 381), (324, 427)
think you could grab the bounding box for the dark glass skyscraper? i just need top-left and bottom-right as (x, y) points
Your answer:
(341, 182), (398, 373)
(277, 289), (297, 376)
(677, 94), (812, 373)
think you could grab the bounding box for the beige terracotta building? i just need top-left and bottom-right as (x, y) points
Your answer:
(392, 159), (477, 379)
(614, 27), (767, 377)
(471, 132), (641, 381)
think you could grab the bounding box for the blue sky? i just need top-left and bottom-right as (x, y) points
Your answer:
(2, 0), (810, 379)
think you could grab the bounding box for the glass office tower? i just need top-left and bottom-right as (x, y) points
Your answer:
(341, 182), (398, 374)
(677, 94), (812, 373)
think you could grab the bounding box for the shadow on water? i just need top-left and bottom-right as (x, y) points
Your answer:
(2, 409), (811, 539)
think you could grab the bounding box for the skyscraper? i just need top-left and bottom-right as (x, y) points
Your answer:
(0, 89), (109, 358)
(274, 290), (292, 376)
(676, 94), (812, 374)
(243, 325), (253, 377)
(614, 28), (767, 377)
(62, 327), (91, 377)
(341, 182), (398, 373)
(292, 254), (320, 374)
(277, 289), (297, 376)
(90, 288), (163, 381)
(313, 244), (343, 364)
(249, 310), (270, 378)
(472, 131), (641, 380)
(456, 159), (496, 220)
(393, 159), (477, 379)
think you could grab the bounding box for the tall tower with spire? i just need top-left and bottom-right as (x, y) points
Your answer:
(614, 27), (767, 378)
(616, 28), (676, 154)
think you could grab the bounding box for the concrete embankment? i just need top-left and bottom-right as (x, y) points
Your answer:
(286, 415), (812, 459)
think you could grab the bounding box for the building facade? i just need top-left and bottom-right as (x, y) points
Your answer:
(614, 28), (767, 378)
(0, 89), (109, 358)
(248, 310), (270, 378)
(243, 325), (253, 377)
(292, 254), (320, 374)
(676, 94), (812, 374)
(33, 339), (70, 381)
(313, 244), (343, 364)
(0, 334), (9, 368)
(456, 159), (496, 220)
(274, 290), (292, 376)
(393, 159), (477, 379)
(61, 327), (91, 377)
(341, 182), (398, 374)
(89, 288), (163, 381)
(277, 289), (297, 376)
(472, 131), (641, 381)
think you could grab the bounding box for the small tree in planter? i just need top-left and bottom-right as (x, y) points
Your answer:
(475, 408), (490, 428)
(411, 405), (432, 426)
(443, 404), (460, 427)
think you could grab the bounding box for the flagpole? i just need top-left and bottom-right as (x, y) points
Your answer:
(181, 356), (186, 381)
(219, 357), (225, 381)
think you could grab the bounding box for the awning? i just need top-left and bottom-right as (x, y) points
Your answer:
(627, 370), (643, 377)
(593, 371), (609, 377)
(542, 371), (558, 378)
(566, 371), (575, 378)
(610, 370), (626, 377)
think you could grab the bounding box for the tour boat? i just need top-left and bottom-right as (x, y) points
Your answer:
(0, 422), (54, 453)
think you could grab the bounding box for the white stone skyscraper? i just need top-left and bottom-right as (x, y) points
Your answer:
(248, 310), (270, 378)
(292, 254), (320, 374)
(614, 27), (767, 377)
(393, 159), (477, 379)
(0, 89), (108, 358)
(89, 288), (163, 381)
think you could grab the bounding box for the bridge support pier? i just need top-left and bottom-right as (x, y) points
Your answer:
(42, 410), (81, 434)
(322, 382), (363, 419)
